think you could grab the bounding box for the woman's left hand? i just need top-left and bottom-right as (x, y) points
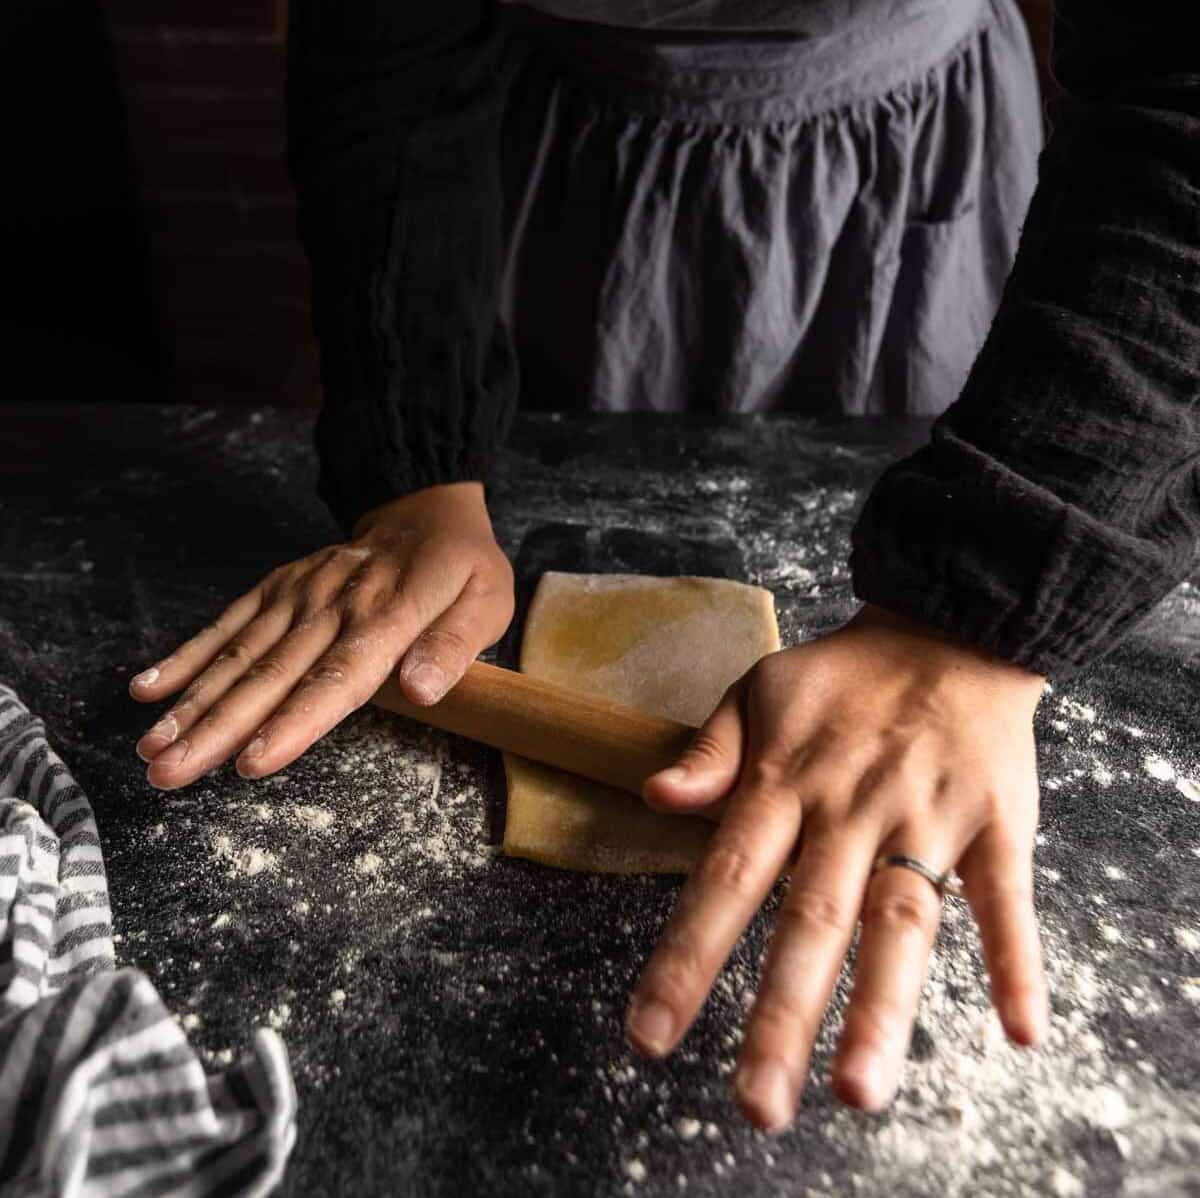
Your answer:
(625, 602), (1049, 1130)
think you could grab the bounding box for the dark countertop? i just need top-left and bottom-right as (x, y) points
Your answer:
(2, 401), (1198, 1198)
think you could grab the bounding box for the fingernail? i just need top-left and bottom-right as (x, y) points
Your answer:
(136, 715), (178, 763)
(404, 662), (447, 703)
(148, 714), (178, 743)
(626, 1000), (674, 1055)
(736, 1060), (793, 1131)
(839, 1050), (893, 1110)
(237, 736), (267, 776)
(153, 740), (190, 770)
(132, 667), (160, 688)
(657, 766), (689, 785)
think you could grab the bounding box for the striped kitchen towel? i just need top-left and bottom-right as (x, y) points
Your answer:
(0, 684), (297, 1197)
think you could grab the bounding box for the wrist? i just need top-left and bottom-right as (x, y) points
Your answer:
(848, 602), (1047, 698)
(351, 482), (490, 542)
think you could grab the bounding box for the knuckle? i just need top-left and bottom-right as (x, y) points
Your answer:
(266, 563), (303, 597)
(465, 556), (512, 594)
(866, 890), (932, 935)
(696, 840), (759, 897)
(750, 991), (807, 1035)
(216, 640), (255, 668)
(294, 584), (330, 621)
(176, 679), (206, 709)
(302, 661), (350, 689)
(262, 565), (286, 591)
(684, 731), (728, 768)
(645, 939), (706, 1009)
(245, 655), (289, 685)
(411, 625), (470, 666)
(344, 597), (382, 627)
(844, 1004), (907, 1054)
(778, 888), (853, 937)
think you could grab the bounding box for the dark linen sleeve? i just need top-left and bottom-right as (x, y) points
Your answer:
(284, 2), (519, 535)
(848, 0), (1200, 680)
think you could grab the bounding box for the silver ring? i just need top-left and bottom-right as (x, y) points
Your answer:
(872, 853), (964, 900)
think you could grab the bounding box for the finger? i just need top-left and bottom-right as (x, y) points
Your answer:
(957, 821), (1049, 1047)
(128, 585), (266, 701)
(236, 556), (486, 777)
(829, 835), (954, 1113)
(397, 580), (514, 706)
(642, 679), (746, 812)
(134, 603), (297, 762)
(233, 619), (406, 779)
(734, 825), (877, 1131)
(146, 608), (342, 789)
(625, 767), (802, 1059)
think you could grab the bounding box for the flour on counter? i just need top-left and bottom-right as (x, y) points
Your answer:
(210, 832), (277, 877)
(1177, 777), (1200, 802)
(1145, 756), (1176, 782)
(1174, 927), (1199, 953)
(294, 804), (336, 832)
(354, 852), (383, 876)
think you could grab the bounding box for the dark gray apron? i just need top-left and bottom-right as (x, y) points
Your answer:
(497, 0), (1042, 416)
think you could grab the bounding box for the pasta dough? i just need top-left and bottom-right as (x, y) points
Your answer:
(502, 572), (781, 874)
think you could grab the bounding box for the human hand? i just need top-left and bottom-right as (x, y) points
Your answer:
(129, 482), (514, 789)
(626, 603), (1049, 1129)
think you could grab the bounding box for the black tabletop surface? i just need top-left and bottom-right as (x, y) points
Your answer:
(1, 402), (1198, 1198)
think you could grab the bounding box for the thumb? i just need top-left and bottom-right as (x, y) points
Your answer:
(643, 680), (745, 812)
(398, 585), (512, 706)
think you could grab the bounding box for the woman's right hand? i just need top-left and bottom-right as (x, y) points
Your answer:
(129, 481), (514, 790)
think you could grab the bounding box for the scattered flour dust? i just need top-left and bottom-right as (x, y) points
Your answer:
(1039, 691), (1200, 824)
(1175, 927), (1200, 953)
(293, 804), (335, 832)
(198, 706), (494, 928)
(354, 851), (383, 877)
(617, 858), (1199, 1197)
(209, 832), (276, 878)
(1144, 756), (1176, 783)
(187, 679), (1199, 1193)
(822, 898), (1200, 1196)
(324, 711), (497, 890)
(1177, 776), (1200, 802)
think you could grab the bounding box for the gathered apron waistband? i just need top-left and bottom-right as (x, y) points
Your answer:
(498, 0), (991, 125)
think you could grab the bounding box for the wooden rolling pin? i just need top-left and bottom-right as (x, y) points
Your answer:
(371, 660), (712, 811)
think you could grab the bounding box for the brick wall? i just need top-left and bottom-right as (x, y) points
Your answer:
(105, 0), (319, 407)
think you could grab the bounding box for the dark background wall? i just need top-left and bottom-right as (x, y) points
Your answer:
(104, 0), (318, 407)
(0, 0), (317, 409)
(0, 1), (1053, 412)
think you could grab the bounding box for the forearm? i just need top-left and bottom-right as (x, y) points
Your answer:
(286, 1), (519, 536)
(849, 0), (1200, 679)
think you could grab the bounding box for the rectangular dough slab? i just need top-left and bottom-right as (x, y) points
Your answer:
(502, 571), (781, 874)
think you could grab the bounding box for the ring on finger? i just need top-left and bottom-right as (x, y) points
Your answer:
(870, 852), (965, 900)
